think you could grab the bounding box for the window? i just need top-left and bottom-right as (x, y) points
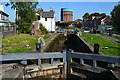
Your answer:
(45, 18), (47, 21)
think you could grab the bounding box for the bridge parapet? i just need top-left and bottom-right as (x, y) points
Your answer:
(69, 52), (120, 64)
(0, 52), (66, 66)
(1, 52), (120, 66)
(68, 52), (120, 79)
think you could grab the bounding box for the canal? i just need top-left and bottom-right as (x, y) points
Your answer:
(44, 34), (93, 53)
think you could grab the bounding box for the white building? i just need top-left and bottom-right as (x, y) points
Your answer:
(36, 8), (55, 31)
(0, 4), (9, 30)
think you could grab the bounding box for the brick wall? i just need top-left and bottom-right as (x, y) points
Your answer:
(31, 22), (42, 36)
(63, 11), (73, 22)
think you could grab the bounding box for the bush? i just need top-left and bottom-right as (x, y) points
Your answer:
(39, 23), (48, 34)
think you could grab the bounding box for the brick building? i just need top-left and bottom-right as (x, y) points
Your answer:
(61, 8), (73, 22)
(31, 22), (42, 36)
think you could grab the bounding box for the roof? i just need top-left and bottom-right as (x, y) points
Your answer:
(75, 19), (83, 21)
(41, 12), (54, 18)
(61, 8), (73, 12)
(0, 10), (9, 17)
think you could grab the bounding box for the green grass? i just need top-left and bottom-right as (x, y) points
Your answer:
(43, 34), (51, 40)
(80, 34), (120, 56)
(2, 34), (51, 53)
(111, 36), (120, 40)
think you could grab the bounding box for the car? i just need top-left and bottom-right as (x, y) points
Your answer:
(112, 31), (118, 34)
(105, 27), (113, 31)
(84, 27), (92, 30)
(56, 29), (66, 33)
(67, 30), (77, 34)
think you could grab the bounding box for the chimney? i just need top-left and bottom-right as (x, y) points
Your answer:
(50, 8), (53, 12)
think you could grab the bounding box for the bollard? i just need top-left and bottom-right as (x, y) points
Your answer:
(94, 44), (99, 54)
(36, 43), (41, 52)
(108, 30), (112, 36)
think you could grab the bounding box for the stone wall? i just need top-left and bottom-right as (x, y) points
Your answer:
(64, 34), (93, 53)
(2, 31), (16, 38)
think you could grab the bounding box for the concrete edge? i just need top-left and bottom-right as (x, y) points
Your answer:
(79, 36), (94, 52)
(78, 35), (105, 55)
(41, 34), (59, 52)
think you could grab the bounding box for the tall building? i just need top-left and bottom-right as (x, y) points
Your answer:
(61, 8), (73, 22)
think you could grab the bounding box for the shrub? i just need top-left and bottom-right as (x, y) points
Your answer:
(39, 23), (48, 34)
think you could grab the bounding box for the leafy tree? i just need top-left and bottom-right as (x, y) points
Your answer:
(82, 13), (89, 19)
(10, 22), (15, 26)
(37, 8), (43, 14)
(6, 2), (38, 33)
(83, 12), (107, 20)
(74, 23), (81, 27)
(56, 22), (71, 28)
(39, 23), (48, 34)
(111, 5), (120, 33)
(100, 13), (106, 17)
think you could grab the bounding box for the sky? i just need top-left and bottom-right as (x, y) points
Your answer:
(1, 2), (118, 22)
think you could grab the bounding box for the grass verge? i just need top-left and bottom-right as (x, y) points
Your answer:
(2, 34), (51, 53)
(80, 34), (120, 56)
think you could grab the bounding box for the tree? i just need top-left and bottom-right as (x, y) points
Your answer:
(6, 2), (38, 33)
(56, 22), (71, 28)
(111, 5), (120, 33)
(100, 13), (106, 17)
(82, 13), (89, 19)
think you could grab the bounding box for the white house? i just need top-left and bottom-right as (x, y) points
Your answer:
(0, 4), (9, 30)
(36, 8), (55, 31)
(0, 4), (9, 26)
